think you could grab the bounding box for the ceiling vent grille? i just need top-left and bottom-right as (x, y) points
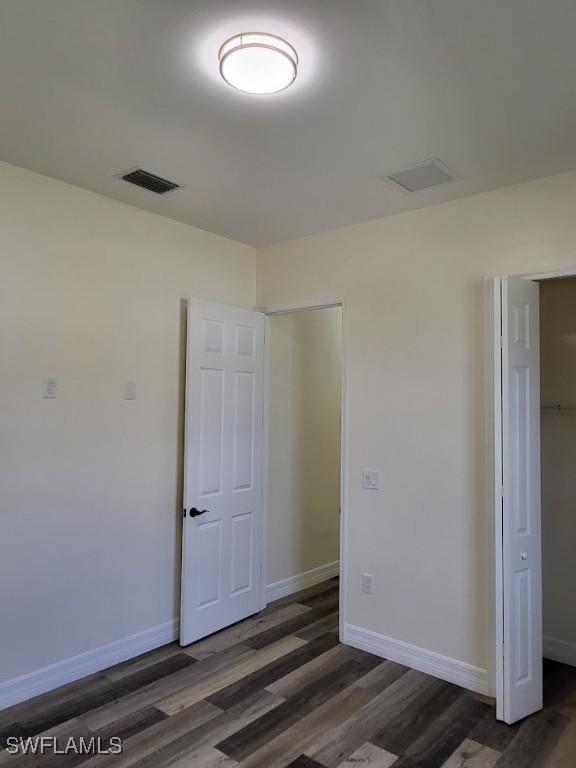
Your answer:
(385, 159), (453, 193)
(119, 168), (180, 195)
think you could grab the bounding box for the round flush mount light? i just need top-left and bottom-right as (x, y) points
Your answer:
(219, 33), (298, 95)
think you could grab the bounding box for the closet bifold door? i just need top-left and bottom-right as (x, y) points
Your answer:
(500, 275), (543, 724)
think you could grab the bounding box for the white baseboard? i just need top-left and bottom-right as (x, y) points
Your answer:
(0, 619), (179, 712)
(343, 622), (489, 696)
(267, 561), (339, 603)
(544, 635), (576, 667)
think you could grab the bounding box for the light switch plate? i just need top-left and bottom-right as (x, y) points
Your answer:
(124, 381), (137, 400)
(42, 377), (57, 399)
(362, 470), (379, 490)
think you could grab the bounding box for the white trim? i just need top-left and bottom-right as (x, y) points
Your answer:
(258, 298), (344, 315)
(521, 265), (576, 281)
(267, 561), (340, 603)
(259, 314), (272, 611)
(343, 623), (489, 695)
(0, 620), (179, 711)
(492, 277), (505, 718)
(543, 636), (576, 668)
(338, 301), (349, 642)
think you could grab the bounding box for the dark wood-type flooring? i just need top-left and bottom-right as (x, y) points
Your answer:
(1, 578), (575, 767)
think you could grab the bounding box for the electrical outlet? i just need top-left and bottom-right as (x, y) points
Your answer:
(361, 572), (375, 595)
(42, 377), (57, 399)
(362, 470), (379, 490)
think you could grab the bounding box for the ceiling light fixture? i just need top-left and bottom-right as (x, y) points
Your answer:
(219, 33), (298, 95)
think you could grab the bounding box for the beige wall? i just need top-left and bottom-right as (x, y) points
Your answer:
(540, 278), (576, 648)
(5, 156), (576, 695)
(267, 308), (341, 586)
(0, 161), (255, 683)
(257, 170), (576, 690)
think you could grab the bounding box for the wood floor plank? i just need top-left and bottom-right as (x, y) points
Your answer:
(264, 581), (339, 611)
(0, 718), (84, 768)
(169, 747), (237, 768)
(156, 636), (305, 715)
(92, 707), (167, 742)
(81, 699), (222, 768)
(305, 668), (432, 767)
(294, 612), (339, 642)
(0, 672), (108, 730)
(227, 660), (397, 768)
(127, 691), (283, 768)
(182, 604), (310, 660)
(336, 742), (398, 768)
(469, 712), (521, 752)
(233, 683), (377, 768)
(542, 660), (576, 719)
(370, 678), (462, 756)
(207, 634), (340, 711)
(0, 656), (196, 740)
(2, 581), (575, 768)
(80, 645), (255, 731)
(393, 694), (491, 768)
(545, 715), (576, 768)
(300, 590), (339, 611)
(104, 645), (183, 681)
(440, 738), (500, 768)
(492, 709), (568, 768)
(246, 605), (338, 650)
(266, 644), (356, 699)
(285, 757), (324, 768)
(351, 658), (410, 691)
(11, 708), (168, 768)
(217, 650), (381, 761)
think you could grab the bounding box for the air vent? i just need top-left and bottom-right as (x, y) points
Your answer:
(119, 168), (180, 195)
(385, 159), (453, 193)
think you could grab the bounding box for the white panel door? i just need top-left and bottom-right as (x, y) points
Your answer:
(501, 276), (542, 723)
(180, 299), (264, 646)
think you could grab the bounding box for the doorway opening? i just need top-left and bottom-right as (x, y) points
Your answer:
(180, 298), (346, 649)
(494, 272), (576, 727)
(263, 304), (343, 630)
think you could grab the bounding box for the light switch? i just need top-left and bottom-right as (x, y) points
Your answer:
(42, 377), (57, 399)
(124, 381), (137, 400)
(362, 470), (379, 490)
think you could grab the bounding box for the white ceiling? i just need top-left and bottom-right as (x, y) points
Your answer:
(1, 0), (575, 246)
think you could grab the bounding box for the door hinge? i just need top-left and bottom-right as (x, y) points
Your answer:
(499, 335), (503, 349)
(501, 485), (504, 499)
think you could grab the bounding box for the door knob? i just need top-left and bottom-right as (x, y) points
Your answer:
(521, 552), (528, 560)
(189, 507), (209, 518)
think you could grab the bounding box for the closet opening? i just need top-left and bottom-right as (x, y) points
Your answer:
(494, 271), (576, 725)
(540, 277), (576, 698)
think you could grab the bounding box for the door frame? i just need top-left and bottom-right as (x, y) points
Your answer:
(258, 298), (347, 640)
(492, 264), (576, 720)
